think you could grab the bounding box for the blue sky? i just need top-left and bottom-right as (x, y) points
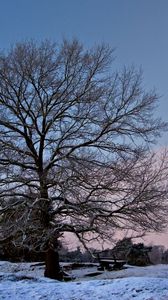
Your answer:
(0, 0), (168, 145)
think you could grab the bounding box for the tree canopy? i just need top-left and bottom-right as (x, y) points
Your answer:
(0, 40), (168, 278)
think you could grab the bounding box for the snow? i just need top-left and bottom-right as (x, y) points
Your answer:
(0, 261), (168, 299)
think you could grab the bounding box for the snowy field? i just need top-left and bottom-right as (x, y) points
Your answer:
(1, 261), (168, 299)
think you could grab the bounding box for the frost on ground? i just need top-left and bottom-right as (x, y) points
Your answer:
(0, 261), (168, 300)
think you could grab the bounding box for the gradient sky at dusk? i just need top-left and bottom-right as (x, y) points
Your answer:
(0, 0), (168, 145)
(1, 0), (168, 246)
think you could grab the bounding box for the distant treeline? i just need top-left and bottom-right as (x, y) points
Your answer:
(1, 238), (168, 265)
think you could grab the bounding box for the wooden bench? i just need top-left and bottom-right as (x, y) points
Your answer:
(97, 254), (126, 271)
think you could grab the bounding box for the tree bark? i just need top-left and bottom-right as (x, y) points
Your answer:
(39, 173), (50, 227)
(38, 178), (63, 280)
(44, 248), (63, 281)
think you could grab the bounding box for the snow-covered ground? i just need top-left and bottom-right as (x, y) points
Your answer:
(0, 261), (168, 299)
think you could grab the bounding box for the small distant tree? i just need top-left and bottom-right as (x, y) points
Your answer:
(0, 39), (168, 279)
(162, 249), (168, 264)
(149, 245), (165, 264)
(127, 243), (152, 266)
(112, 238), (133, 260)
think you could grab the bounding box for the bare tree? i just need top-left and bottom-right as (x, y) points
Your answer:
(0, 39), (168, 279)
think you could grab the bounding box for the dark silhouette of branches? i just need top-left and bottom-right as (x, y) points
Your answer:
(0, 39), (168, 279)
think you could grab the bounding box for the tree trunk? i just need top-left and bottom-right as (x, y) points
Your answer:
(44, 248), (63, 281)
(39, 175), (50, 227)
(38, 178), (63, 280)
(38, 173), (64, 280)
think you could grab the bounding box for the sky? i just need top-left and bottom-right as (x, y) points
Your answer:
(0, 0), (168, 144)
(1, 0), (168, 247)
(0, 0), (168, 146)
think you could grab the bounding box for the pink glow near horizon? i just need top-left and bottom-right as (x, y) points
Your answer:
(63, 230), (168, 251)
